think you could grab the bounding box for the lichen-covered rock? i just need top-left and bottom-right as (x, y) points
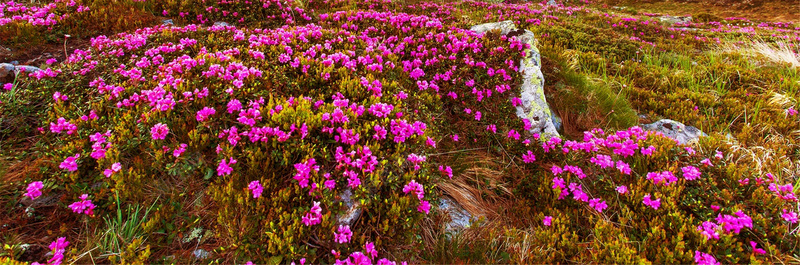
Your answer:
(659, 15), (692, 25)
(469, 21), (560, 137)
(641, 119), (706, 145)
(336, 189), (363, 227)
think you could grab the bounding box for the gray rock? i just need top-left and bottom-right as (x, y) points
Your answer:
(162, 19), (174, 25)
(336, 189), (362, 227)
(0, 63), (42, 80)
(551, 114), (562, 133)
(213, 21), (231, 27)
(439, 197), (473, 233)
(192, 249), (210, 259)
(659, 15), (692, 25)
(0, 63), (15, 79)
(547, 0), (557, 6)
(469, 21), (559, 137)
(641, 119), (706, 145)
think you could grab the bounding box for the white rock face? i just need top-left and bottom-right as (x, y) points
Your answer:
(469, 21), (560, 137)
(641, 119), (706, 145)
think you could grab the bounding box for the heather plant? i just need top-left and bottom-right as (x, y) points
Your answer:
(2, 0), (800, 264)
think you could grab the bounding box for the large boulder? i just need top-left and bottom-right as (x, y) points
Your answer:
(469, 21), (560, 137)
(641, 119), (706, 145)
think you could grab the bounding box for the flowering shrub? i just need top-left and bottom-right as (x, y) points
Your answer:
(2, 0), (800, 264)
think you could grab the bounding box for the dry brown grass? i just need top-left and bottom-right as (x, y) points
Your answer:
(719, 40), (800, 69)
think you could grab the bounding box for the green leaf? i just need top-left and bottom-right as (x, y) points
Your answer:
(267, 256), (283, 265)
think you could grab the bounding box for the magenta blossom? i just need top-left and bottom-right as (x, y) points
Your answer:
(403, 180), (425, 200)
(643, 194), (661, 210)
(615, 185), (628, 194)
(68, 194), (96, 215)
(150, 123), (169, 140)
(418, 200), (431, 214)
(24, 181), (44, 200)
(334, 225), (353, 243)
(248, 180), (263, 198)
(682, 166), (701, 180)
(694, 251), (720, 265)
(217, 157), (237, 176)
(543, 216), (552, 226)
(59, 153), (80, 172)
(750, 241), (766, 255)
(782, 209), (798, 224)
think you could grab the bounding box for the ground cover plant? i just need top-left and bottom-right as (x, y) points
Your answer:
(1, 0), (799, 264)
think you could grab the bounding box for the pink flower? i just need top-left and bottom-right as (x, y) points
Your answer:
(640, 145), (656, 156)
(68, 194), (95, 215)
(551, 165), (563, 176)
(217, 157), (237, 176)
(589, 198), (608, 212)
(590, 154), (614, 169)
(782, 209), (798, 224)
(302, 201), (323, 226)
(522, 150), (536, 163)
(418, 200), (431, 214)
(615, 160), (631, 175)
(715, 151), (723, 160)
(365, 242), (378, 259)
(196, 107), (216, 121)
(3, 83), (13, 91)
(642, 194), (661, 210)
(248, 180), (263, 198)
(750, 241), (766, 255)
(694, 251), (720, 265)
(403, 180), (425, 200)
(103, 162), (122, 178)
(334, 225), (353, 243)
(59, 153), (80, 172)
(465, 79), (475, 87)
(700, 158), (713, 167)
(24, 181), (44, 200)
(37, 237), (68, 265)
(685, 147), (696, 155)
(788, 107), (798, 116)
(697, 221), (720, 240)
(682, 166), (701, 180)
(543, 216), (552, 226)
(173, 144), (188, 157)
(486, 124), (497, 133)
(615, 185), (628, 194)
(150, 123), (169, 140)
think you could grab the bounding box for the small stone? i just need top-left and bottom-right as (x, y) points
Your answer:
(659, 15), (692, 25)
(213, 21), (231, 27)
(641, 119), (706, 145)
(162, 19), (174, 25)
(193, 249), (210, 259)
(336, 189), (363, 227)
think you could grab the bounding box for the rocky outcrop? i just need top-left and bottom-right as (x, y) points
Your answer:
(469, 20), (560, 137)
(641, 119), (706, 145)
